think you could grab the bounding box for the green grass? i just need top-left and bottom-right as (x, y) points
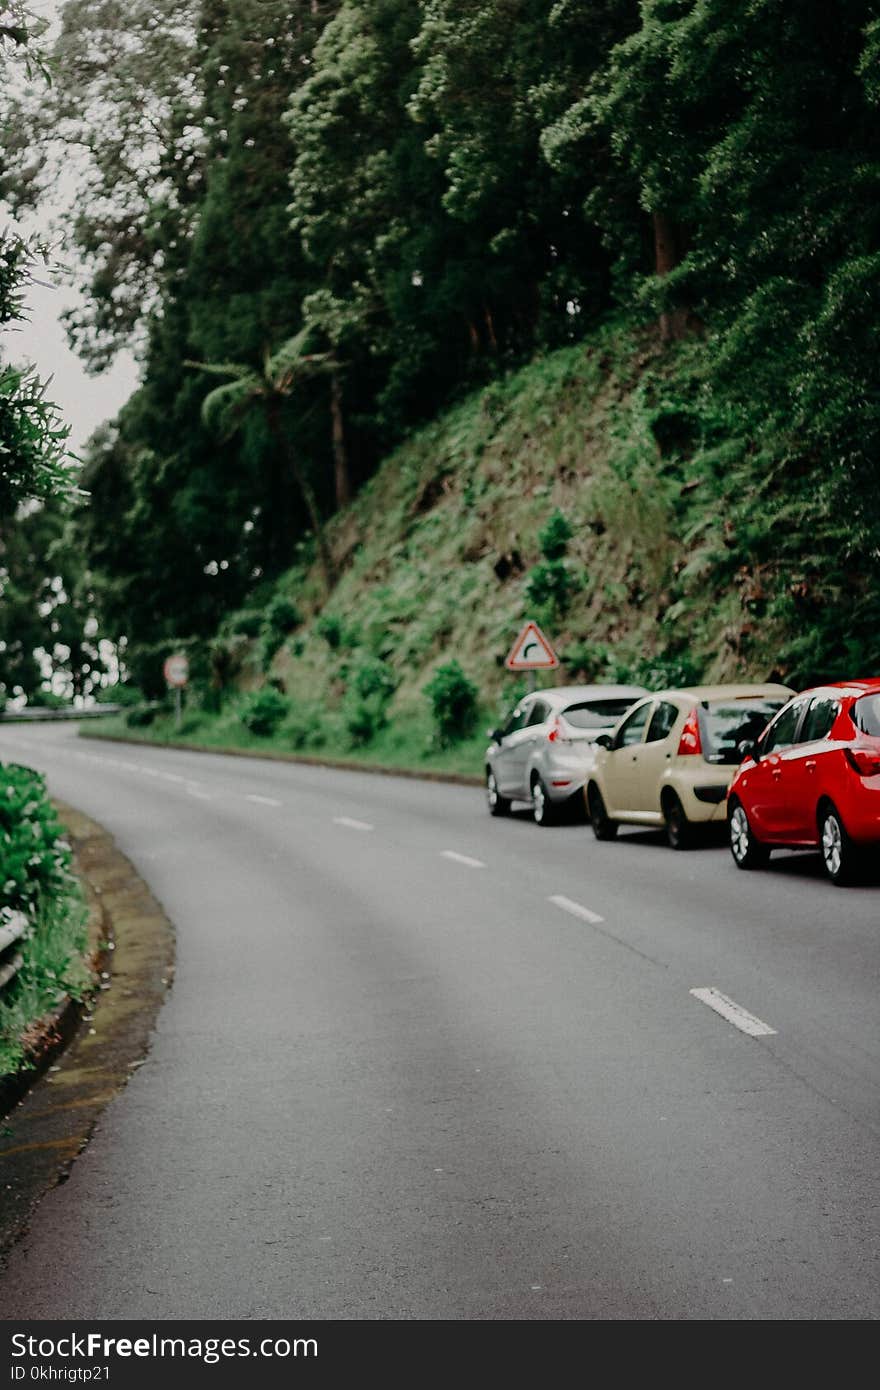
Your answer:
(0, 885), (90, 1076)
(86, 705), (493, 781)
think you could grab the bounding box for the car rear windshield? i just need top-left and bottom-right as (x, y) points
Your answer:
(698, 699), (787, 764)
(854, 694), (880, 737)
(562, 698), (638, 729)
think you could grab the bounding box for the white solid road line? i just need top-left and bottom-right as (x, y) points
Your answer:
(690, 987), (777, 1038)
(245, 794), (283, 807)
(333, 816), (374, 832)
(441, 850), (486, 869)
(548, 894), (605, 925)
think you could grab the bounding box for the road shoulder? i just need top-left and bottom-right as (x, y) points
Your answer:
(0, 801), (174, 1264)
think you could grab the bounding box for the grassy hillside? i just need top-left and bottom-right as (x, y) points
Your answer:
(100, 317), (874, 770)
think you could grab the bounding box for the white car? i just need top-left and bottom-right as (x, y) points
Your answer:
(485, 685), (648, 825)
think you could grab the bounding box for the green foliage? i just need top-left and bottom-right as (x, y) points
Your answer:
(125, 706), (157, 728)
(316, 614), (348, 651)
(0, 883), (89, 1077)
(423, 660), (479, 746)
(537, 510), (573, 561)
(0, 762), (72, 916)
(239, 687), (290, 738)
(343, 656), (397, 747)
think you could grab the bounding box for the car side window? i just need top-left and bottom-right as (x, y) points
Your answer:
(646, 701), (679, 743)
(526, 700), (550, 728)
(502, 704), (530, 737)
(614, 700), (652, 749)
(799, 697), (839, 743)
(761, 700), (807, 754)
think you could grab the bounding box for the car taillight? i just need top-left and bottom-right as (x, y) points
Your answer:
(846, 747), (880, 776)
(677, 707), (702, 756)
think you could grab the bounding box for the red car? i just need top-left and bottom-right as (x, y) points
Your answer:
(727, 679), (880, 885)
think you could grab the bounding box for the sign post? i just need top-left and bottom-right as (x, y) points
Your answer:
(163, 653), (189, 731)
(504, 622), (559, 691)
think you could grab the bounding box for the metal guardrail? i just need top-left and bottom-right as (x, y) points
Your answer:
(0, 911), (28, 997)
(0, 705), (122, 723)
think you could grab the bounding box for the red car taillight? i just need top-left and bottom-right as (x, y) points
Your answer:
(845, 747), (880, 776)
(677, 707), (702, 756)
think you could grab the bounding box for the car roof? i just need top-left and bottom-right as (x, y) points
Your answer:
(794, 679), (880, 700)
(642, 683), (795, 703)
(529, 684), (649, 704)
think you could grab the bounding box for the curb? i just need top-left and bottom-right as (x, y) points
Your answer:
(0, 802), (175, 1264)
(80, 728), (485, 788)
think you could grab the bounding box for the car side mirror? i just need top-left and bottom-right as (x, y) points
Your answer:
(488, 727), (504, 743)
(737, 739), (758, 761)
(595, 733), (613, 751)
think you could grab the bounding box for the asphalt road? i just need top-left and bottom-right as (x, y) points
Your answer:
(0, 723), (877, 1319)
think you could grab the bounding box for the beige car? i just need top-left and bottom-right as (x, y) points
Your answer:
(585, 683), (795, 848)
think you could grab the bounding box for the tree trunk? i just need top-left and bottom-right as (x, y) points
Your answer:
(330, 372), (352, 510)
(653, 211), (690, 342)
(266, 400), (335, 591)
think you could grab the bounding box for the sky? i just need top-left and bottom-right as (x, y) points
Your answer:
(1, 0), (140, 455)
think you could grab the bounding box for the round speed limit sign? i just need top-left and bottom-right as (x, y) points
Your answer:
(163, 653), (189, 688)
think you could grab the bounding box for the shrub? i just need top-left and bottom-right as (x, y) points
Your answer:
(125, 706), (157, 728)
(239, 687), (289, 737)
(265, 595), (301, 638)
(344, 700), (380, 747)
(525, 559), (579, 615)
(352, 657), (396, 705)
(316, 614), (346, 650)
(230, 608), (263, 638)
(423, 661), (479, 746)
(0, 763), (73, 916)
(538, 509), (573, 560)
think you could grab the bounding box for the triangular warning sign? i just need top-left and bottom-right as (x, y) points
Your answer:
(505, 621), (559, 670)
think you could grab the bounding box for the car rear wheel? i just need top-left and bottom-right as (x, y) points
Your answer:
(486, 770), (511, 817)
(663, 792), (695, 850)
(819, 803), (860, 886)
(729, 800), (770, 870)
(531, 776), (559, 827)
(588, 785), (618, 841)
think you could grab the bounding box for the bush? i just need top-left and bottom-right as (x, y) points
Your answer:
(229, 608), (263, 638)
(352, 657), (396, 704)
(239, 687), (290, 737)
(423, 661), (479, 746)
(125, 706), (157, 728)
(99, 682), (143, 707)
(265, 595), (301, 636)
(316, 614), (348, 650)
(344, 701), (380, 747)
(525, 559), (579, 615)
(538, 509), (573, 560)
(0, 763), (73, 916)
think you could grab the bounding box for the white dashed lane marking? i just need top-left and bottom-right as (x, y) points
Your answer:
(548, 894), (604, 925)
(441, 850), (486, 870)
(333, 816), (373, 832)
(245, 794), (282, 807)
(690, 987), (777, 1037)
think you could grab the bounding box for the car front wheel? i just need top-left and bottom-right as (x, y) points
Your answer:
(486, 769), (511, 818)
(819, 803), (860, 886)
(729, 800), (770, 870)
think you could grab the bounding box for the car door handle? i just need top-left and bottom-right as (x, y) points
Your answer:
(805, 760), (817, 772)
(771, 768), (783, 780)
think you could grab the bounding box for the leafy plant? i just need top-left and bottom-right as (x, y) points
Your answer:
(538, 509), (573, 560)
(0, 762), (73, 916)
(239, 687), (290, 738)
(423, 661), (479, 746)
